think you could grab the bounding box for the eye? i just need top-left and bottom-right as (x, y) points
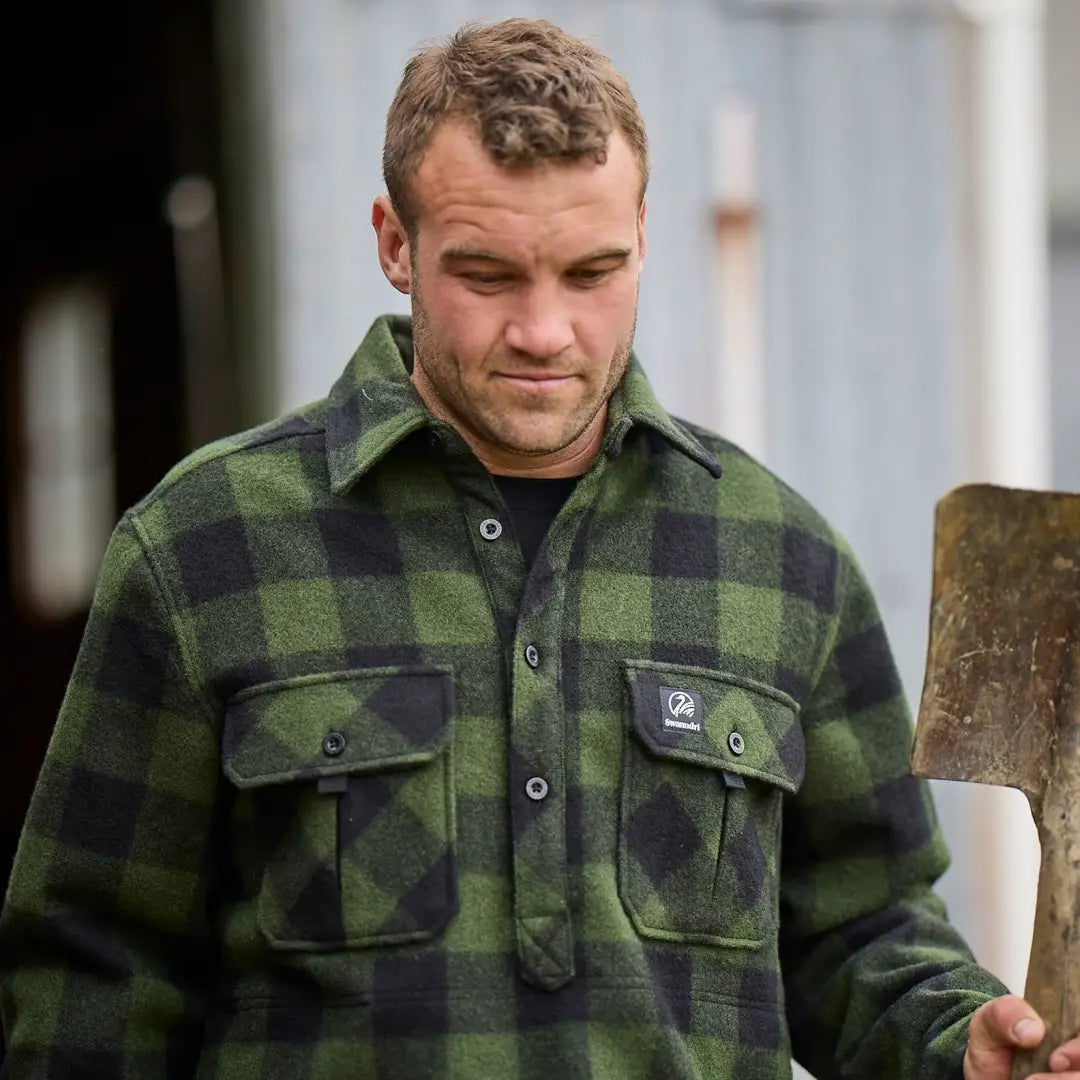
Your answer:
(569, 268), (611, 285)
(461, 272), (510, 289)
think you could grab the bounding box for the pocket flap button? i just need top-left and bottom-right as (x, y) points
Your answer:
(323, 730), (347, 757)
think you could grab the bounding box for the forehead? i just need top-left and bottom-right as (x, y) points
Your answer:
(411, 120), (641, 257)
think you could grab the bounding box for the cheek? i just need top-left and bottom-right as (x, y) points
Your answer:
(572, 281), (637, 356)
(422, 282), (506, 368)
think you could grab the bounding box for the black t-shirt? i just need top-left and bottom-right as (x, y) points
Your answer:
(492, 474), (580, 570)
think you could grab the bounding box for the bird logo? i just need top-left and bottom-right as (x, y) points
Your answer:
(668, 691), (696, 719)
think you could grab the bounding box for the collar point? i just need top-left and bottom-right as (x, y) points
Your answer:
(328, 475), (354, 498)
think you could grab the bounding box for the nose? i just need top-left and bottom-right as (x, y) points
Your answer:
(503, 287), (575, 361)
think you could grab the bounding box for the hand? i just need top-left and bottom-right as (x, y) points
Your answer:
(965, 995), (1080, 1078)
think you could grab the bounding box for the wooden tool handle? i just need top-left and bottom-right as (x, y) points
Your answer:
(1011, 782), (1080, 1079)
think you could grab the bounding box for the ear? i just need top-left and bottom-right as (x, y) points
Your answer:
(372, 195), (412, 294)
(637, 200), (647, 268)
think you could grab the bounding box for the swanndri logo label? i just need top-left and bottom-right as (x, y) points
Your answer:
(668, 691), (696, 718)
(659, 686), (702, 733)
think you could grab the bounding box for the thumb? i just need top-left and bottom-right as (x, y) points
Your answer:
(966, 997), (1045, 1078)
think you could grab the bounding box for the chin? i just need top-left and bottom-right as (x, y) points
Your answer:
(498, 437), (565, 457)
(496, 421), (581, 455)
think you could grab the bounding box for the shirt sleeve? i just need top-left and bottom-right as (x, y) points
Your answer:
(779, 538), (1009, 1080)
(0, 513), (221, 1077)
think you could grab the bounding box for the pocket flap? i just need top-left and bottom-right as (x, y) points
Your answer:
(223, 666), (454, 788)
(623, 661), (804, 792)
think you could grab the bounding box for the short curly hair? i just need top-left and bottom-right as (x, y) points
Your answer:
(383, 18), (650, 238)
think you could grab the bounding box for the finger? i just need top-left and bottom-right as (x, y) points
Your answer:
(969, 997), (1046, 1054)
(1007, 1046), (1080, 1077)
(1045, 1040), (1080, 1072)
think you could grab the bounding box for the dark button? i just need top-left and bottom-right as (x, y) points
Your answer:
(525, 644), (540, 668)
(427, 430), (443, 450)
(323, 731), (347, 757)
(728, 731), (745, 756)
(525, 776), (549, 801)
(480, 518), (503, 541)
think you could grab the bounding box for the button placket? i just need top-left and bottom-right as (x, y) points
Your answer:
(438, 454), (575, 986)
(504, 458), (605, 992)
(509, 627), (573, 989)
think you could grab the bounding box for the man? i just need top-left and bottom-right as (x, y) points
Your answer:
(0, 17), (1075, 1080)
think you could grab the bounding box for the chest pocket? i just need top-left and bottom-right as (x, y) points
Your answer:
(223, 665), (456, 951)
(619, 661), (804, 948)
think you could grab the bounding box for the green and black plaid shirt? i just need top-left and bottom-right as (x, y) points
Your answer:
(1, 316), (1006, 1078)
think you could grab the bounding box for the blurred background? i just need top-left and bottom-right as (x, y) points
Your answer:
(1, 0), (1076, 1072)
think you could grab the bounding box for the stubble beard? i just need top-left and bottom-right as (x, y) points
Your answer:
(410, 281), (637, 459)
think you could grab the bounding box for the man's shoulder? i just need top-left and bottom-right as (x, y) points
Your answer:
(127, 399), (331, 534)
(672, 418), (841, 549)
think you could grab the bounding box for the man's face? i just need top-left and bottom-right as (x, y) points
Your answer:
(378, 121), (646, 465)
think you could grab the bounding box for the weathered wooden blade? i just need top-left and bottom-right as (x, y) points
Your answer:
(911, 484), (1080, 804)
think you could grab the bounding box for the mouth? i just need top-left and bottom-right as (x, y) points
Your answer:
(494, 372), (577, 395)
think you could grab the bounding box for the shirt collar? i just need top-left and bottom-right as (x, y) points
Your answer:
(325, 315), (722, 495)
(602, 354), (723, 479)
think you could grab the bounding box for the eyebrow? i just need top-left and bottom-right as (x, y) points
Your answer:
(439, 245), (634, 270)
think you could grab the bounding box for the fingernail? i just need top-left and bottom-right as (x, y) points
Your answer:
(1014, 1018), (1041, 1042)
(1050, 1051), (1070, 1071)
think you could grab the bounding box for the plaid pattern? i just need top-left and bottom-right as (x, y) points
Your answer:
(0, 315), (1006, 1078)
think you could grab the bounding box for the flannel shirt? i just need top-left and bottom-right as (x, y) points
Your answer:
(0, 315), (1007, 1079)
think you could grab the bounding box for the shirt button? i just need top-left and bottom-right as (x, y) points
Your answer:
(323, 731), (347, 757)
(480, 518), (503, 541)
(728, 731), (745, 756)
(524, 644), (540, 668)
(426, 430), (443, 450)
(525, 776), (549, 801)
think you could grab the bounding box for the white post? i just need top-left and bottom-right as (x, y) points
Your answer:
(951, 0), (1048, 996)
(711, 99), (767, 462)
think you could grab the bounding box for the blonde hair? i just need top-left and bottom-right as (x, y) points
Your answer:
(383, 18), (650, 237)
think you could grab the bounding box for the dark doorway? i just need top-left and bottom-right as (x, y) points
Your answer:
(1, 2), (228, 900)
